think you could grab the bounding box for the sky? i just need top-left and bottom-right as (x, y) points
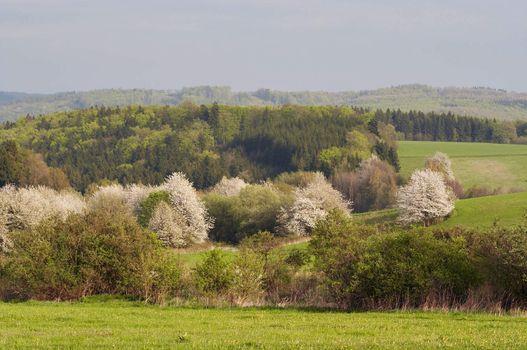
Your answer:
(0, 0), (526, 93)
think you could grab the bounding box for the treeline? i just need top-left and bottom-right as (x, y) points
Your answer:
(371, 109), (526, 144)
(0, 104), (396, 192)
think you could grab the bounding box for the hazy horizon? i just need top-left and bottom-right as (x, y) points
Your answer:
(1, 0), (526, 93)
(2, 83), (527, 96)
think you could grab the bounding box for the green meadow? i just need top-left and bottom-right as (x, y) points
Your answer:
(352, 191), (527, 229)
(398, 141), (527, 191)
(1, 300), (526, 349)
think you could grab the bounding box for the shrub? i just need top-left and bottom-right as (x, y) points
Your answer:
(310, 210), (372, 307)
(193, 249), (233, 295)
(204, 185), (292, 243)
(138, 190), (170, 227)
(86, 184), (129, 215)
(356, 230), (478, 307)
(240, 232), (305, 302)
(310, 211), (478, 309)
(125, 184), (158, 216)
(275, 171), (318, 188)
(230, 249), (265, 304)
(0, 185), (85, 243)
(0, 208), (182, 302)
(466, 225), (527, 304)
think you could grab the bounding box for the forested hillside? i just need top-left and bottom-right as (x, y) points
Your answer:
(0, 104), (398, 191)
(2, 85), (527, 122)
(2, 103), (526, 192)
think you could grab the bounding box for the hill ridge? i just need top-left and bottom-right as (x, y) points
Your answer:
(2, 84), (527, 122)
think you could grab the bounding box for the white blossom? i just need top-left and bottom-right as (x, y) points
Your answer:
(147, 202), (187, 248)
(212, 176), (247, 196)
(397, 169), (454, 226)
(160, 172), (213, 245)
(425, 152), (454, 181)
(124, 184), (158, 215)
(0, 185), (86, 252)
(278, 172), (351, 235)
(87, 184), (129, 213)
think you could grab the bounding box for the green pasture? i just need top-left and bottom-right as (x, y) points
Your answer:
(398, 141), (527, 191)
(1, 300), (526, 349)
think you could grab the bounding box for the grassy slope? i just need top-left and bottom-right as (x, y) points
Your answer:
(438, 192), (527, 228)
(352, 192), (527, 229)
(1, 300), (526, 349)
(398, 141), (527, 191)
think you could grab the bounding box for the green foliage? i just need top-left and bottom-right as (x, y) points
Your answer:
(230, 249), (265, 302)
(193, 249), (233, 294)
(138, 190), (170, 227)
(356, 230), (478, 303)
(0, 105), (371, 191)
(204, 185), (293, 243)
(0, 208), (183, 302)
(310, 211), (478, 308)
(0, 140), (25, 187)
(466, 225), (527, 302)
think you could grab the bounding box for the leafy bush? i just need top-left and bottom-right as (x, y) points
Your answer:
(0, 207), (183, 302)
(204, 185), (292, 243)
(138, 190), (170, 227)
(230, 249), (265, 303)
(356, 230), (478, 306)
(310, 210), (478, 309)
(466, 225), (527, 304)
(193, 249), (233, 295)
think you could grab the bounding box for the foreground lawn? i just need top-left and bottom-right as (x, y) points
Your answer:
(0, 301), (526, 349)
(399, 141), (527, 190)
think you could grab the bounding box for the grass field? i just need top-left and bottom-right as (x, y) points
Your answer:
(438, 191), (527, 228)
(398, 141), (527, 191)
(352, 191), (527, 229)
(1, 300), (526, 349)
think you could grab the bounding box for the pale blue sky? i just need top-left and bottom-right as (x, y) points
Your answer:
(1, 0), (526, 93)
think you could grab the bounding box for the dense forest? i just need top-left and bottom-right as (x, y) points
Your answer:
(0, 104), (394, 191)
(1, 103), (526, 192)
(3, 84), (527, 122)
(371, 109), (524, 143)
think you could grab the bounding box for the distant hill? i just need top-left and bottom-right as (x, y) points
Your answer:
(2, 84), (527, 122)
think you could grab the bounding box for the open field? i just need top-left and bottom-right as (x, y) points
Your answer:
(398, 141), (527, 191)
(352, 191), (527, 229)
(438, 191), (527, 228)
(1, 300), (526, 349)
